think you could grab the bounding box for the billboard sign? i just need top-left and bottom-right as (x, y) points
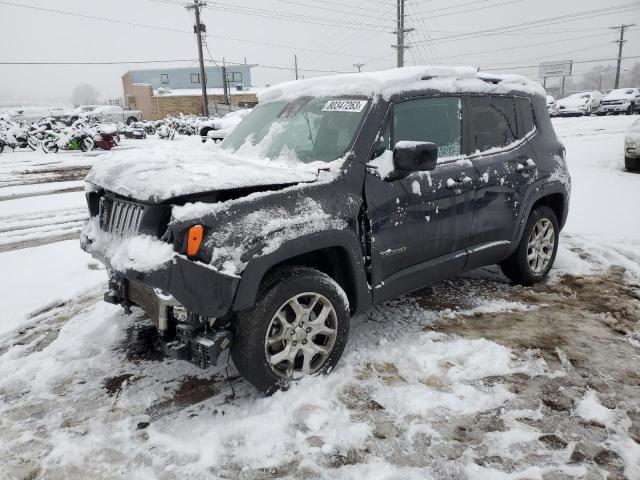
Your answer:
(539, 61), (573, 78)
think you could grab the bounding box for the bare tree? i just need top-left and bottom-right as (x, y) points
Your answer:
(623, 62), (640, 88)
(71, 84), (100, 106)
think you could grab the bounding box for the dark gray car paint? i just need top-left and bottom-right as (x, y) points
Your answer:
(84, 85), (570, 321)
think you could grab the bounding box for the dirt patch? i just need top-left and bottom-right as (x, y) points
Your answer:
(423, 267), (640, 478)
(103, 373), (135, 397)
(145, 374), (231, 420)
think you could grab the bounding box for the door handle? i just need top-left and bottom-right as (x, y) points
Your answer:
(446, 176), (473, 191)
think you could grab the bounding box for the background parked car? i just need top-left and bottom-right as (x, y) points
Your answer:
(59, 105), (99, 126)
(554, 91), (603, 116)
(198, 109), (252, 143)
(625, 118), (640, 172)
(597, 88), (640, 115)
(546, 95), (557, 116)
(83, 105), (143, 125)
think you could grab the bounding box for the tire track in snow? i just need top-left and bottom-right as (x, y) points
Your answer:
(0, 207), (88, 252)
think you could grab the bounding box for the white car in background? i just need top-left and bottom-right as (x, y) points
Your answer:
(554, 91), (603, 117)
(8, 107), (62, 124)
(625, 118), (640, 172)
(198, 109), (252, 143)
(597, 88), (640, 115)
(546, 95), (557, 116)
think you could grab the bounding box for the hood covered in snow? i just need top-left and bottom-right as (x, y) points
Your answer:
(603, 88), (639, 101)
(556, 95), (590, 108)
(85, 145), (321, 203)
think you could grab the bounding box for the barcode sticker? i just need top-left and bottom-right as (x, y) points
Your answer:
(321, 99), (368, 112)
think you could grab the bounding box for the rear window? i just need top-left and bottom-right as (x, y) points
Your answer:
(467, 96), (517, 153)
(515, 97), (535, 138)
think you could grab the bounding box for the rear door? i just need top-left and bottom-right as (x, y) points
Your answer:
(366, 95), (478, 301)
(465, 95), (537, 269)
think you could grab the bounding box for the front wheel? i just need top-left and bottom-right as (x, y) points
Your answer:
(232, 267), (350, 394)
(27, 136), (39, 151)
(500, 206), (559, 285)
(80, 137), (94, 152)
(626, 156), (640, 172)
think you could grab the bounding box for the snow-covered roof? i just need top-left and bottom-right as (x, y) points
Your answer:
(259, 66), (545, 104)
(154, 87), (265, 97)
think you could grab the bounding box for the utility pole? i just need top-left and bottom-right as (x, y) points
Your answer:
(221, 58), (230, 106)
(610, 23), (635, 89)
(185, 1), (209, 116)
(392, 0), (413, 67)
(353, 62), (365, 72)
(294, 55), (299, 80)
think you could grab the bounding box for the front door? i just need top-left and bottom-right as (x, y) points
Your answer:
(365, 96), (477, 302)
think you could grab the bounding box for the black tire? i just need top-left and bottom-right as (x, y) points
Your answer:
(0, 142), (4, 154)
(80, 137), (94, 152)
(626, 156), (640, 172)
(232, 267), (350, 394)
(126, 117), (137, 125)
(500, 206), (559, 285)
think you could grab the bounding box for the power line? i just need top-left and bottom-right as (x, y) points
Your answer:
(407, 3), (640, 45)
(442, 31), (626, 60)
(0, 0), (383, 62)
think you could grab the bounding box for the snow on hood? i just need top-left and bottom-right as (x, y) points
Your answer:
(259, 66), (545, 103)
(603, 88), (639, 101)
(85, 144), (321, 203)
(556, 94), (590, 108)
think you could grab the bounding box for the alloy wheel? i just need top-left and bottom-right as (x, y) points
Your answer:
(527, 218), (555, 274)
(264, 292), (338, 378)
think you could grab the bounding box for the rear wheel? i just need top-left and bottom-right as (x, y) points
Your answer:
(232, 267), (350, 394)
(626, 156), (640, 172)
(42, 140), (58, 154)
(500, 206), (559, 285)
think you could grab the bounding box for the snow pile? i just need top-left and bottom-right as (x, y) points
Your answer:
(575, 390), (617, 429)
(260, 66), (545, 104)
(84, 142), (320, 203)
(81, 217), (175, 273)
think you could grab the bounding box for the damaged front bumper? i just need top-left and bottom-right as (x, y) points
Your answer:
(83, 237), (240, 369)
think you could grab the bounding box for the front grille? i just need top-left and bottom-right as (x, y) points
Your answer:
(602, 100), (623, 106)
(99, 196), (145, 237)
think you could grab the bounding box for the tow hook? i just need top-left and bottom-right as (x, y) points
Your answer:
(104, 276), (132, 314)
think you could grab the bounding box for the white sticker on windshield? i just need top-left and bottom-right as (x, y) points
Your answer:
(321, 99), (367, 112)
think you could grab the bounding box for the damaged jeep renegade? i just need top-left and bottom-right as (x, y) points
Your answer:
(81, 67), (570, 393)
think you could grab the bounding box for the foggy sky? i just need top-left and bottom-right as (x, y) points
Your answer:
(0, 0), (638, 104)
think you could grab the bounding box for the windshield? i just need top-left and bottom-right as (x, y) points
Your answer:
(221, 96), (369, 163)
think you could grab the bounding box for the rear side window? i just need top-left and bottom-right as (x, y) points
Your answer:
(515, 97), (535, 138)
(393, 97), (461, 159)
(467, 96), (517, 152)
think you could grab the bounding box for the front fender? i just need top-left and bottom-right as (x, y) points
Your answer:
(233, 228), (371, 315)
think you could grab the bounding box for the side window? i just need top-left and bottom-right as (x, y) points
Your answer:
(515, 97), (535, 138)
(468, 96), (517, 152)
(393, 97), (462, 159)
(191, 73), (201, 84)
(160, 74), (169, 84)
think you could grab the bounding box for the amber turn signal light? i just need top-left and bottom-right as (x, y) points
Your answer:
(186, 225), (203, 256)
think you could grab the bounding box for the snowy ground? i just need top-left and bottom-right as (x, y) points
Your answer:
(1, 117), (639, 479)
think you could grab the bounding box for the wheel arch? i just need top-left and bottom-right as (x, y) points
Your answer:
(232, 230), (371, 316)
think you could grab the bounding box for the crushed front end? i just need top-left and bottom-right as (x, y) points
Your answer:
(81, 189), (239, 369)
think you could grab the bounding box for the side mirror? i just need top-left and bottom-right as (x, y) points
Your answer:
(390, 141), (438, 179)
